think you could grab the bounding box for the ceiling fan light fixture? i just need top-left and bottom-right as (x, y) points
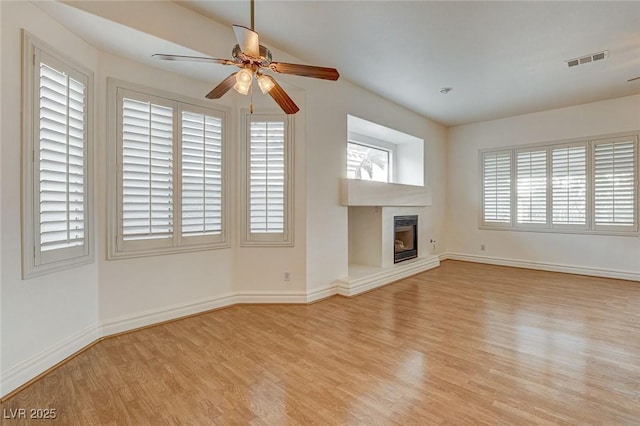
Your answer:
(257, 74), (276, 94)
(236, 68), (253, 85)
(233, 81), (251, 95)
(233, 68), (254, 95)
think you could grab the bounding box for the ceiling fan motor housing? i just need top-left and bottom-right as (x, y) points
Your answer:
(232, 44), (272, 67)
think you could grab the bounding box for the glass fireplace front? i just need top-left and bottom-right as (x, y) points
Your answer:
(394, 215), (418, 263)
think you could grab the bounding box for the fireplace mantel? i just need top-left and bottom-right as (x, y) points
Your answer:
(340, 179), (431, 207)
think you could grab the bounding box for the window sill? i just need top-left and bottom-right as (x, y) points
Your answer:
(479, 225), (639, 238)
(23, 254), (94, 280)
(107, 241), (231, 261)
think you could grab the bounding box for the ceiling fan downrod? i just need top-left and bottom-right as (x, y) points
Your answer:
(250, 0), (255, 31)
(152, 0), (338, 115)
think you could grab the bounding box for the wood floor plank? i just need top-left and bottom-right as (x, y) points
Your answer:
(2, 260), (640, 424)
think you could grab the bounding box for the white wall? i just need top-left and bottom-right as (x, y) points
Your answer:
(447, 94), (640, 279)
(232, 91), (308, 295)
(95, 53), (237, 326)
(0, 1), (100, 395)
(305, 82), (448, 291)
(396, 141), (424, 186)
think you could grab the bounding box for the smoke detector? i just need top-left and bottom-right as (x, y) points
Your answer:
(566, 51), (608, 68)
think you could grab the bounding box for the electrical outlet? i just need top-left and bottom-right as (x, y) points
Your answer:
(284, 272), (290, 281)
(481, 244), (486, 251)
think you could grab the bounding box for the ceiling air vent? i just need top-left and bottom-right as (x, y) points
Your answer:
(566, 50), (608, 68)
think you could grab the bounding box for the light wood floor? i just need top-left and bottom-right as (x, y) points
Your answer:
(2, 260), (640, 425)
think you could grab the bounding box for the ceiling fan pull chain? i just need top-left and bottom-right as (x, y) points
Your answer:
(250, 84), (254, 114)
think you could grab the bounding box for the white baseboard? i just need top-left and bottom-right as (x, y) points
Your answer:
(0, 323), (101, 398)
(305, 285), (339, 303)
(336, 256), (441, 297)
(8, 251), (634, 399)
(1, 261), (445, 399)
(101, 293), (236, 337)
(234, 291), (309, 304)
(444, 252), (640, 282)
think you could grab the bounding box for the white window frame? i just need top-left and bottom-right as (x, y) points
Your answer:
(480, 149), (513, 227)
(550, 141), (590, 231)
(240, 110), (294, 247)
(479, 131), (639, 236)
(346, 135), (397, 183)
(178, 103), (226, 247)
(107, 79), (230, 259)
(21, 32), (94, 279)
(515, 147), (549, 229)
(592, 135), (639, 233)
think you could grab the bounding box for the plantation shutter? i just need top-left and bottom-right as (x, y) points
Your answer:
(483, 151), (511, 224)
(249, 119), (285, 233)
(181, 110), (223, 237)
(551, 145), (587, 226)
(516, 149), (547, 225)
(38, 60), (87, 254)
(121, 96), (173, 240)
(593, 138), (637, 228)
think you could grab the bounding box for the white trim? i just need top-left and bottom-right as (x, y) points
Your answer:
(306, 286), (339, 303)
(100, 293), (236, 336)
(444, 252), (640, 282)
(21, 31), (95, 279)
(334, 256), (441, 297)
(240, 110), (294, 247)
(592, 135), (639, 232)
(0, 323), (101, 397)
(346, 138), (396, 183)
(234, 291), (309, 304)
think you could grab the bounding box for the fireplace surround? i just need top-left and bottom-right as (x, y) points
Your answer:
(394, 215), (418, 263)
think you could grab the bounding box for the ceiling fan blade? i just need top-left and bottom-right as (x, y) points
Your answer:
(232, 25), (260, 57)
(270, 62), (339, 81)
(268, 79), (300, 115)
(628, 76), (640, 82)
(205, 73), (238, 99)
(153, 53), (236, 66)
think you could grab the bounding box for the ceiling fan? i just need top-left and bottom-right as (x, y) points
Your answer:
(152, 0), (339, 114)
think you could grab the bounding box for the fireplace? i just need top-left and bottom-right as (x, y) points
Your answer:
(394, 215), (417, 263)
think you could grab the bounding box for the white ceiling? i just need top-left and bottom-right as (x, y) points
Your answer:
(39, 1), (640, 127)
